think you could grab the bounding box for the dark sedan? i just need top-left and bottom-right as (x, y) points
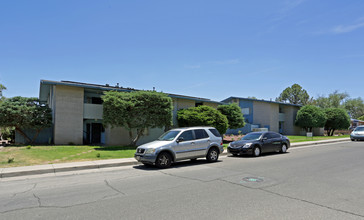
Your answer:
(227, 131), (290, 157)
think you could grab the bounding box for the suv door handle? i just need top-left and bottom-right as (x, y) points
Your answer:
(191, 142), (195, 145)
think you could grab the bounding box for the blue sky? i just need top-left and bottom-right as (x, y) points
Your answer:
(1, 0), (363, 102)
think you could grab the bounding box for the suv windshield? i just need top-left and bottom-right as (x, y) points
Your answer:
(241, 133), (262, 140)
(355, 127), (364, 131)
(158, 130), (181, 141)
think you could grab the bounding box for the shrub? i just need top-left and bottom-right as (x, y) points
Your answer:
(96, 153), (101, 158)
(295, 105), (326, 132)
(8, 158), (14, 163)
(177, 105), (229, 135)
(26, 145), (31, 149)
(324, 108), (350, 136)
(217, 103), (245, 129)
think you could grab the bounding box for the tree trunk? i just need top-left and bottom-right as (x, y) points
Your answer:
(15, 127), (32, 144)
(30, 128), (42, 144)
(330, 129), (335, 136)
(131, 129), (144, 147)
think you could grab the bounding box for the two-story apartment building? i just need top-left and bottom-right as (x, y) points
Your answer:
(34, 80), (223, 146)
(15, 80), (323, 145)
(221, 97), (303, 135)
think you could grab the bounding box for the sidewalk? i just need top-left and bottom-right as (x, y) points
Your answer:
(0, 138), (350, 179)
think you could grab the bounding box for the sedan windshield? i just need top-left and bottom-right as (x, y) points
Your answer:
(158, 130), (181, 141)
(241, 133), (262, 140)
(354, 127), (364, 131)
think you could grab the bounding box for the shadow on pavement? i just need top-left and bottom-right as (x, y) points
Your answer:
(133, 159), (223, 171)
(227, 151), (290, 159)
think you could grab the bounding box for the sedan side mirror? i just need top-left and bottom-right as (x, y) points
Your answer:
(262, 137), (267, 141)
(176, 137), (184, 143)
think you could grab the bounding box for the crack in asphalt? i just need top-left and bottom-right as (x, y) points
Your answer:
(11, 183), (37, 198)
(219, 179), (364, 218)
(104, 179), (126, 195)
(0, 192), (124, 214)
(33, 193), (41, 207)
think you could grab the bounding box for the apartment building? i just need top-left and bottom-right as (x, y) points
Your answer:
(36, 80), (223, 145)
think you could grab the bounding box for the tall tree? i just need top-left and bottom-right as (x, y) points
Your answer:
(177, 105), (229, 135)
(358, 115), (364, 121)
(0, 83), (6, 101)
(344, 98), (364, 119)
(314, 91), (349, 109)
(324, 108), (350, 136)
(217, 103), (245, 129)
(102, 90), (173, 146)
(295, 105), (326, 132)
(0, 97), (52, 144)
(276, 84), (310, 105)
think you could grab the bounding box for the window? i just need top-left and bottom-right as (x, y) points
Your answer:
(263, 133), (273, 139)
(194, 129), (209, 139)
(92, 97), (103, 104)
(209, 129), (221, 137)
(195, 102), (203, 107)
(279, 106), (284, 113)
(241, 108), (250, 115)
(271, 133), (281, 138)
(179, 130), (194, 141)
(158, 130), (181, 141)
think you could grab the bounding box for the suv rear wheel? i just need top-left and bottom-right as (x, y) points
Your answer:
(206, 148), (219, 162)
(155, 152), (172, 168)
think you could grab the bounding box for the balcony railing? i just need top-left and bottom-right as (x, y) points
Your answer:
(84, 103), (103, 119)
(279, 113), (285, 122)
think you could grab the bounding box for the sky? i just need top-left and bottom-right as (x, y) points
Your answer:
(1, 0), (364, 102)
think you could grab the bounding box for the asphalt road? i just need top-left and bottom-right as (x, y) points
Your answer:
(1, 141), (364, 220)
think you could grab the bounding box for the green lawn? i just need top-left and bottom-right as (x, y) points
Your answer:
(0, 145), (136, 168)
(286, 135), (350, 143)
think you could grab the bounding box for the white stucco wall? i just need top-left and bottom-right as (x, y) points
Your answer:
(54, 85), (84, 145)
(253, 101), (279, 133)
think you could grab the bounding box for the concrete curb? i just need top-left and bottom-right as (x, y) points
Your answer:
(289, 137), (350, 147)
(0, 138), (350, 179)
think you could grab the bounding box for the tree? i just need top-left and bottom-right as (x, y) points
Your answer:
(0, 97), (52, 144)
(324, 108), (350, 136)
(295, 105), (326, 132)
(358, 115), (364, 121)
(177, 105), (229, 135)
(314, 91), (349, 109)
(217, 103), (245, 129)
(344, 98), (364, 119)
(102, 90), (173, 146)
(247, 96), (257, 99)
(0, 83), (6, 101)
(276, 84), (310, 105)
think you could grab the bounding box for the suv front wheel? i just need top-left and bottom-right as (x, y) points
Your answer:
(155, 152), (172, 168)
(206, 148), (219, 162)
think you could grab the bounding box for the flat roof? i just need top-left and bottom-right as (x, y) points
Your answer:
(39, 80), (224, 105)
(221, 96), (302, 107)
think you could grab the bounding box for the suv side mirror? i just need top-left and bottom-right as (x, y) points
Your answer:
(262, 137), (267, 141)
(176, 137), (184, 143)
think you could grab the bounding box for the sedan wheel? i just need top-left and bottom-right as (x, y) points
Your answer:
(280, 144), (287, 153)
(253, 146), (261, 157)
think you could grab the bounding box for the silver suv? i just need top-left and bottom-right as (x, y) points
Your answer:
(134, 127), (224, 168)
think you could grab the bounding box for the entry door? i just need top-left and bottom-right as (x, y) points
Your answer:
(91, 123), (102, 144)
